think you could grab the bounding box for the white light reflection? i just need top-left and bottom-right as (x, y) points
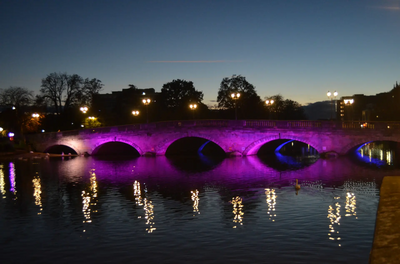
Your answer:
(0, 164), (5, 198)
(231, 196), (244, 228)
(191, 189), (200, 215)
(265, 188), (277, 222)
(9, 162), (16, 198)
(32, 174), (43, 214)
(327, 198), (341, 246)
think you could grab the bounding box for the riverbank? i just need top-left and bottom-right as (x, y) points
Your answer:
(369, 176), (400, 264)
(0, 150), (78, 160)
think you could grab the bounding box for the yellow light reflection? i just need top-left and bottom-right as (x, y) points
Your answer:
(265, 188), (277, 222)
(133, 180), (143, 206)
(387, 151), (393, 165)
(32, 174), (43, 214)
(144, 198), (156, 233)
(231, 196), (244, 228)
(90, 170), (97, 198)
(191, 189), (200, 215)
(345, 192), (356, 217)
(327, 198), (341, 246)
(133, 180), (156, 233)
(81, 170), (98, 228)
(0, 164), (5, 198)
(82, 190), (91, 223)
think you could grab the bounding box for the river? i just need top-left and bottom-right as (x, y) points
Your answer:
(0, 148), (398, 263)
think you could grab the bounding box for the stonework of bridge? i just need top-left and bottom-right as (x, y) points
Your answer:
(27, 120), (400, 157)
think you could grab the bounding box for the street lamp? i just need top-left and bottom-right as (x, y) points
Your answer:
(80, 106), (88, 114)
(31, 113), (40, 132)
(132, 110), (139, 116)
(142, 98), (151, 123)
(265, 99), (274, 119)
(327, 91), (338, 120)
(189, 103), (197, 119)
(231, 92), (241, 120)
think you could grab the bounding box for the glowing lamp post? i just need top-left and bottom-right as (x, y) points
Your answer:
(231, 92), (241, 120)
(327, 91), (338, 120)
(189, 104), (197, 119)
(32, 113), (40, 132)
(80, 106), (88, 114)
(79, 107), (89, 128)
(142, 98), (151, 123)
(132, 110), (139, 116)
(265, 99), (274, 119)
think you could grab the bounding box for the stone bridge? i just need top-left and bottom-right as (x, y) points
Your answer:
(26, 120), (400, 157)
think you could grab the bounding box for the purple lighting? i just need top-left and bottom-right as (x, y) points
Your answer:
(9, 162), (16, 194)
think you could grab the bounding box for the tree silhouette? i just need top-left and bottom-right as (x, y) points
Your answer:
(39, 72), (103, 115)
(161, 79), (203, 109)
(217, 75), (263, 119)
(265, 94), (306, 120)
(0, 86), (33, 108)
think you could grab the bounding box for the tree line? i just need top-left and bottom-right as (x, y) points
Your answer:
(0, 73), (306, 140)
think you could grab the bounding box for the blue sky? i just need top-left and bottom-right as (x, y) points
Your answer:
(1, 0), (399, 106)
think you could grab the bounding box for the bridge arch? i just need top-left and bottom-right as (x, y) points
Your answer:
(43, 139), (81, 155)
(155, 134), (226, 155)
(44, 144), (79, 155)
(339, 136), (400, 154)
(90, 138), (143, 156)
(243, 135), (320, 156)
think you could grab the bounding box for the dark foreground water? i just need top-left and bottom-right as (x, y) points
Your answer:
(0, 154), (397, 264)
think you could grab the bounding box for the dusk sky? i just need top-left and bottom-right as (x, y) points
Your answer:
(1, 0), (399, 106)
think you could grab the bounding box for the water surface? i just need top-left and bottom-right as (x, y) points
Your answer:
(0, 154), (395, 263)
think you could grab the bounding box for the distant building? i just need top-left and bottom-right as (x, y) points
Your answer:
(337, 82), (400, 122)
(92, 86), (161, 126)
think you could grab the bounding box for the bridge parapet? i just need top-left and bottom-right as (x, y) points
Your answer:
(26, 119), (400, 157)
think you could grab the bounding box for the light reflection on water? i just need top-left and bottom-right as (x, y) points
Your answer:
(0, 164), (5, 198)
(32, 173), (43, 214)
(0, 153), (395, 264)
(356, 141), (398, 167)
